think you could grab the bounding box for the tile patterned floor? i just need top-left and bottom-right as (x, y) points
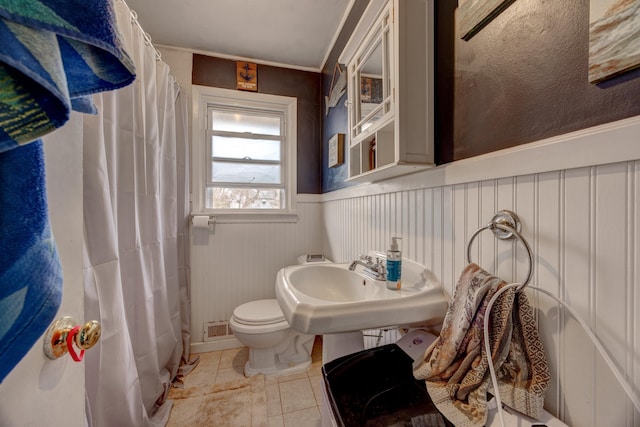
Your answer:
(182, 336), (324, 427)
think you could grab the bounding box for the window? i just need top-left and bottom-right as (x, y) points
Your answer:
(206, 107), (283, 209)
(192, 86), (297, 219)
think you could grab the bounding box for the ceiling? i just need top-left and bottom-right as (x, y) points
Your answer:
(124, 0), (356, 72)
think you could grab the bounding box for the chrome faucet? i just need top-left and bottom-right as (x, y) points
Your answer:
(349, 255), (386, 280)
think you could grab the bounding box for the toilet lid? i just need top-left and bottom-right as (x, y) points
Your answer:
(233, 299), (285, 326)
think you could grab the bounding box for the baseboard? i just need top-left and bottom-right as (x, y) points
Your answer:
(190, 337), (244, 354)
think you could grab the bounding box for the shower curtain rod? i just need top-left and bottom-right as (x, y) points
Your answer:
(120, 0), (163, 62)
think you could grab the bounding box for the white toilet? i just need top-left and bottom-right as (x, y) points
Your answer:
(229, 255), (329, 377)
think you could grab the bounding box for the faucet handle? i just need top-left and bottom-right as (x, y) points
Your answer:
(359, 254), (372, 263)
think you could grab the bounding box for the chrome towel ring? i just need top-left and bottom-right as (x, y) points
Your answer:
(466, 210), (534, 291)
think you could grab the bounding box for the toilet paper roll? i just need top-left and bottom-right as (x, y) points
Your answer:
(192, 215), (211, 229)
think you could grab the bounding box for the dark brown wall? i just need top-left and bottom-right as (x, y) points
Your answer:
(436, 0), (640, 163)
(192, 55), (323, 194)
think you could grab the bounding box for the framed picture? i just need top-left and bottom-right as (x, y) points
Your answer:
(458, 0), (516, 41)
(589, 0), (640, 83)
(361, 77), (373, 102)
(236, 61), (257, 91)
(360, 77), (383, 104)
(328, 133), (344, 168)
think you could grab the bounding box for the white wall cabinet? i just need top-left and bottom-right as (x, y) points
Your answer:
(340, 0), (434, 182)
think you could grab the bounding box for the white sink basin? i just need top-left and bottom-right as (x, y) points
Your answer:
(286, 265), (375, 302)
(275, 255), (449, 334)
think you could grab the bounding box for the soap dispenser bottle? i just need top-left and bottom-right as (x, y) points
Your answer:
(386, 237), (402, 290)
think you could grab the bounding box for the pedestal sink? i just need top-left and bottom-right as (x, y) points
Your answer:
(275, 254), (449, 362)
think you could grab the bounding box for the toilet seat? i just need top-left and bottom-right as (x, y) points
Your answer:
(230, 299), (289, 334)
(233, 299), (286, 325)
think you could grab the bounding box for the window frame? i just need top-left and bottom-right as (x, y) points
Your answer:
(192, 85), (297, 222)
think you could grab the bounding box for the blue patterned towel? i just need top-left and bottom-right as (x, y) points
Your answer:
(0, 141), (62, 383)
(0, 0), (135, 382)
(0, 0), (136, 152)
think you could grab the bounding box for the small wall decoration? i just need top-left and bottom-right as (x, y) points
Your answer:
(236, 61), (257, 91)
(458, 0), (516, 41)
(589, 0), (640, 84)
(328, 133), (344, 168)
(361, 77), (373, 102)
(325, 63), (347, 115)
(360, 77), (383, 104)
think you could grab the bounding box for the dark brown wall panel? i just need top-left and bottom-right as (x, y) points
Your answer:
(193, 54), (322, 194)
(436, 0), (640, 163)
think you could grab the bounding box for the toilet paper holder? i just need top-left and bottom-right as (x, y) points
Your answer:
(191, 214), (215, 231)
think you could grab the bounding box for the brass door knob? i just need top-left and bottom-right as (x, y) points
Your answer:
(43, 317), (101, 361)
(76, 320), (101, 350)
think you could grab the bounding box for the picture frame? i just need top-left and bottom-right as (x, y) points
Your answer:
(458, 0), (516, 41)
(589, 0), (640, 83)
(360, 77), (383, 104)
(328, 133), (344, 168)
(236, 61), (257, 91)
(360, 77), (373, 103)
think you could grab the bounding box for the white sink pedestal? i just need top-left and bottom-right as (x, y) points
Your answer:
(322, 331), (364, 364)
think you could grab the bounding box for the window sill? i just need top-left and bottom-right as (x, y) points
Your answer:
(191, 212), (299, 224)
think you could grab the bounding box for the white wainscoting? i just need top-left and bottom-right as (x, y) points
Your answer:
(189, 196), (323, 353)
(320, 116), (640, 427)
(188, 116), (640, 426)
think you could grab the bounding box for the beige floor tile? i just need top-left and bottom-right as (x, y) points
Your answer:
(283, 407), (321, 427)
(267, 415), (284, 427)
(266, 375), (280, 386)
(184, 370), (213, 388)
(215, 366), (247, 384)
(171, 345), (327, 427)
(219, 347), (249, 369)
(183, 351), (222, 388)
(266, 382), (282, 417)
(308, 376), (324, 406)
(195, 350), (223, 368)
(277, 371), (307, 383)
(279, 378), (317, 413)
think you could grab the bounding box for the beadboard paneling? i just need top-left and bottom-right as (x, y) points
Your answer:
(189, 200), (323, 342)
(320, 161), (639, 426)
(188, 118), (640, 425)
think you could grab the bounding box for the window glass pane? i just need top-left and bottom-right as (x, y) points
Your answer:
(211, 161), (281, 184)
(206, 187), (283, 209)
(211, 136), (280, 161)
(210, 110), (280, 135)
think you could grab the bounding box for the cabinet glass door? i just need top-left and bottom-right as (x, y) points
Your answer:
(352, 7), (392, 140)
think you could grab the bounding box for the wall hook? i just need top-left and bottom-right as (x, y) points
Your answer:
(43, 316), (101, 361)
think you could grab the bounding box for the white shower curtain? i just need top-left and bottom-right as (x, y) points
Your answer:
(82, 1), (191, 425)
